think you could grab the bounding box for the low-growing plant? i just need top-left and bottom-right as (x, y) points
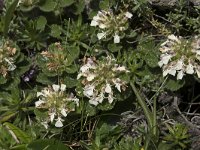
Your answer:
(0, 0), (199, 149)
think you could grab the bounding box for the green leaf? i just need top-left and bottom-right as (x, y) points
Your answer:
(67, 46), (80, 64)
(50, 24), (62, 38)
(10, 144), (27, 150)
(144, 51), (159, 68)
(3, 0), (19, 36)
(36, 73), (54, 85)
(36, 16), (47, 31)
(39, 0), (56, 12)
(60, 0), (75, 7)
(157, 142), (174, 150)
(99, 0), (109, 10)
(3, 122), (32, 144)
(74, 1), (85, 14)
(0, 75), (7, 84)
(107, 43), (122, 52)
(0, 111), (17, 123)
(63, 76), (78, 88)
(165, 78), (185, 91)
(27, 139), (70, 150)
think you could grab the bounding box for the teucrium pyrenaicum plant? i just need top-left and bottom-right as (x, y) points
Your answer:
(91, 10), (132, 43)
(35, 84), (79, 128)
(77, 55), (129, 107)
(158, 34), (200, 80)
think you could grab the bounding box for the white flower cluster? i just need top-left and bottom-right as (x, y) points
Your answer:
(91, 10), (132, 43)
(35, 84), (79, 128)
(77, 56), (129, 106)
(0, 40), (17, 77)
(158, 35), (200, 80)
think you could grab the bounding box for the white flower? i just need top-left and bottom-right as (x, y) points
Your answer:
(55, 117), (64, 127)
(113, 78), (122, 92)
(97, 32), (106, 40)
(61, 108), (68, 117)
(89, 100), (98, 106)
(99, 23), (107, 29)
(115, 66), (126, 71)
(158, 54), (172, 67)
(4, 58), (16, 71)
(87, 74), (96, 81)
(52, 84), (60, 92)
(83, 85), (95, 97)
(35, 99), (45, 107)
(91, 20), (98, 26)
(177, 70), (184, 80)
(37, 92), (44, 97)
(114, 34), (120, 43)
(108, 93), (114, 104)
(168, 68), (176, 76)
(43, 89), (50, 97)
(78, 56), (128, 106)
(163, 67), (176, 77)
(36, 85), (79, 128)
(105, 83), (112, 93)
(168, 34), (179, 42)
(159, 35), (200, 79)
(125, 12), (133, 18)
(175, 60), (184, 70)
(60, 84), (66, 92)
(50, 112), (56, 122)
(186, 64), (194, 74)
(80, 64), (90, 73)
(96, 93), (104, 104)
(91, 10), (131, 43)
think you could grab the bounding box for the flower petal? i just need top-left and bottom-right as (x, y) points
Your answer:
(50, 112), (56, 123)
(105, 83), (112, 93)
(83, 85), (95, 97)
(108, 94), (114, 103)
(60, 84), (66, 92)
(89, 99), (99, 106)
(55, 117), (63, 127)
(125, 12), (133, 18)
(61, 108), (68, 117)
(52, 84), (60, 92)
(91, 20), (98, 26)
(186, 64), (194, 74)
(35, 99), (45, 107)
(177, 70), (184, 80)
(97, 32), (106, 40)
(87, 74), (96, 81)
(114, 34), (120, 43)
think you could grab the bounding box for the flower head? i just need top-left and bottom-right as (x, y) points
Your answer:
(91, 10), (132, 43)
(35, 84), (79, 128)
(41, 42), (69, 73)
(158, 35), (200, 80)
(77, 56), (129, 106)
(0, 39), (17, 77)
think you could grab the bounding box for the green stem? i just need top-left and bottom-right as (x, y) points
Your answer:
(130, 81), (153, 128)
(153, 96), (157, 136)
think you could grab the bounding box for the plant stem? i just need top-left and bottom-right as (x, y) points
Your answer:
(153, 96), (157, 136)
(130, 81), (153, 128)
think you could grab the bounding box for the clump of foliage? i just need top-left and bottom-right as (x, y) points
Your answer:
(0, 0), (199, 149)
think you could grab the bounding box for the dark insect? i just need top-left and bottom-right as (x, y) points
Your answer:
(22, 66), (38, 82)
